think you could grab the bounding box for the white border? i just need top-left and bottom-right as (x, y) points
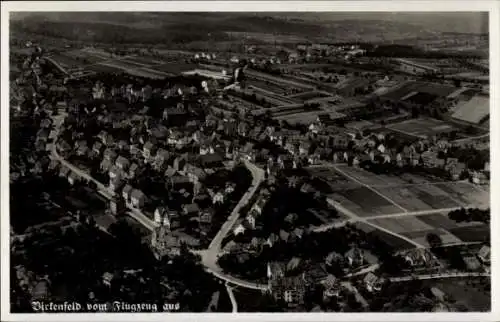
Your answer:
(1, 1), (498, 322)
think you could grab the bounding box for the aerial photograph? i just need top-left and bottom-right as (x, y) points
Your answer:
(6, 11), (490, 314)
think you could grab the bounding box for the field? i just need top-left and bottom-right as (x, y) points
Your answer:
(417, 213), (483, 230)
(247, 79), (290, 96)
(329, 187), (402, 217)
(424, 278), (491, 311)
(382, 81), (457, 101)
(401, 229), (462, 247)
(289, 91), (330, 102)
(370, 217), (434, 234)
(387, 118), (457, 139)
(448, 225), (490, 243)
(435, 183), (489, 208)
(366, 229), (415, 251)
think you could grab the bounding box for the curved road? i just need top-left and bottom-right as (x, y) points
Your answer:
(198, 159), (268, 290)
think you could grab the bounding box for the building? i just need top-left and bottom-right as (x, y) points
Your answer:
(363, 272), (384, 293)
(130, 189), (146, 209)
(477, 245), (490, 265)
(151, 226), (181, 260)
(267, 262), (307, 307)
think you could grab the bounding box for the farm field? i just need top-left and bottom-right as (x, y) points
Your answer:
(335, 165), (409, 186)
(417, 213), (484, 230)
(376, 185), (460, 211)
(367, 229), (415, 251)
(289, 91), (331, 101)
(401, 228), (462, 247)
(435, 183), (489, 208)
(247, 79), (289, 96)
(62, 50), (107, 64)
(249, 87), (299, 106)
(85, 64), (124, 74)
(155, 62), (199, 74)
(329, 187), (402, 217)
(387, 118), (457, 139)
(369, 217), (434, 234)
(448, 225), (490, 243)
(382, 81), (457, 101)
(424, 278), (491, 311)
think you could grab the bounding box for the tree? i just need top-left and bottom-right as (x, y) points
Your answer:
(426, 233), (443, 249)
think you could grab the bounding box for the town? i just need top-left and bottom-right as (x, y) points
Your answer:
(8, 12), (490, 313)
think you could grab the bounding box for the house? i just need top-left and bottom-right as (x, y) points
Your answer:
(290, 228), (304, 241)
(267, 262), (307, 306)
(173, 156), (187, 171)
(266, 233), (279, 247)
(304, 263), (329, 284)
(128, 163), (140, 179)
(212, 191), (225, 205)
(109, 176), (123, 192)
(363, 272), (384, 293)
(477, 245), (490, 265)
(151, 226), (181, 259)
(182, 203), (200, 216)
(344, 248), (364, 267)
(108, 165), (122, 180)
(199, 153), (224, 169)
(185, 164), (206, 184)
(102, 272), (114, 287)
(122, 184), (133, 203)
(103, 148), (118, 163)
(153, 151), (170, 172)
(199, 208), (214, 224)
(67, 172), (80, 186)
(92, 141), (104, 156)
(322, 275), (341, 299)
(143, 141), (157, 159)
(223, 241), (241, 254)
(130, 189), (146, 209)
(59, 166), (71, 178)
(233, 220), (246, 236)
(325, 251), (343, 267)
(154, 206), (171, 229)
(115, 156), (130, 171)
(463, 255), (481, 271)
(430, 287), (446, 302)
(279, 230), (290, 243)
(246, 210), (258, 229)
(164, 166), (177, 178)
(286, 257), (302, 273)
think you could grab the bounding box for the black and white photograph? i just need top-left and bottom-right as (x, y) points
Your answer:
(1, 1), (497, 321)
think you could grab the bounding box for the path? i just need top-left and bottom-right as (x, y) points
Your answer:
(197, 158), (268, 290)
(226, 283), (238, 313)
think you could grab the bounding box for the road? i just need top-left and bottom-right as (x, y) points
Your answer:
(208, 159), (265, 252)
(197, 158), (268, 290)
(225, 283), (238, 313)
(45, 57), (70, 76)
(389, 272), (490, 282)
(51, 146), (159, 231)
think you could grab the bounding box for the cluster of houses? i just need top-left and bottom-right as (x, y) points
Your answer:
(265, 247), (384, 309)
